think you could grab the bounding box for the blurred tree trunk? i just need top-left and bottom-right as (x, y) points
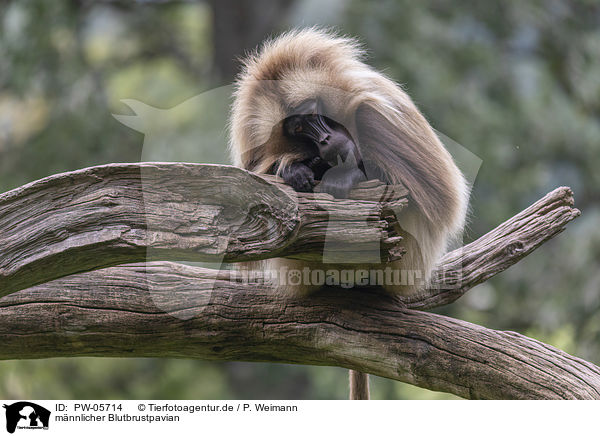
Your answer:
(207, 0), (297, 81)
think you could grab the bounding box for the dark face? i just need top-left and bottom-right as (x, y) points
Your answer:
(283, 99), (362, 167)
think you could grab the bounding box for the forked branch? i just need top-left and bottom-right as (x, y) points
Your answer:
(0, 262), (597, 399)
(0, 163), (591, 399)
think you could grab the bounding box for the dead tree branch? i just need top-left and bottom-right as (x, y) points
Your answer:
(0, 163), (406, 297)
(0, 163), (590, 399)
(0, 262), (598, 399)
(411, 186), (581, 309)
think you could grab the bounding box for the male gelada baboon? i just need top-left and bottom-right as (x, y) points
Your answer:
(229, 28), (468, 399)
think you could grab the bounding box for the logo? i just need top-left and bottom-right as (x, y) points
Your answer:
(3, 402), (50, 434)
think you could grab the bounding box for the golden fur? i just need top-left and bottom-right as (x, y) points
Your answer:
(229, 28), (468, 296)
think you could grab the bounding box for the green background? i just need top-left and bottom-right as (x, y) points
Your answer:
(1, 0), (599, 400)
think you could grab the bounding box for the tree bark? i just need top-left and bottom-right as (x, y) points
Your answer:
(0, 163), (406, 297)
(1, 262), (598, 399)
(0, 163), (589, 399)
(413, 186), (581, 309)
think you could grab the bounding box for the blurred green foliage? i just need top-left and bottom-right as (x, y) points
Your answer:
(344, 0), (600, 363)
(0, 0), (599, 399)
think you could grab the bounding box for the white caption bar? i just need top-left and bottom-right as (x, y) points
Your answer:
(0, 400), (594, 435)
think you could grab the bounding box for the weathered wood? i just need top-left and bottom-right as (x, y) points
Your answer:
(1, 262), (598, 399)
(412, 186), (581, 309)
(0, 163), (406, 297)
(0, 163), (588, 399)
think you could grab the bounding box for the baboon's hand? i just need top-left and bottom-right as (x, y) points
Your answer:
(281, 162), (316, 193)
(318, 165), (366, 199)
